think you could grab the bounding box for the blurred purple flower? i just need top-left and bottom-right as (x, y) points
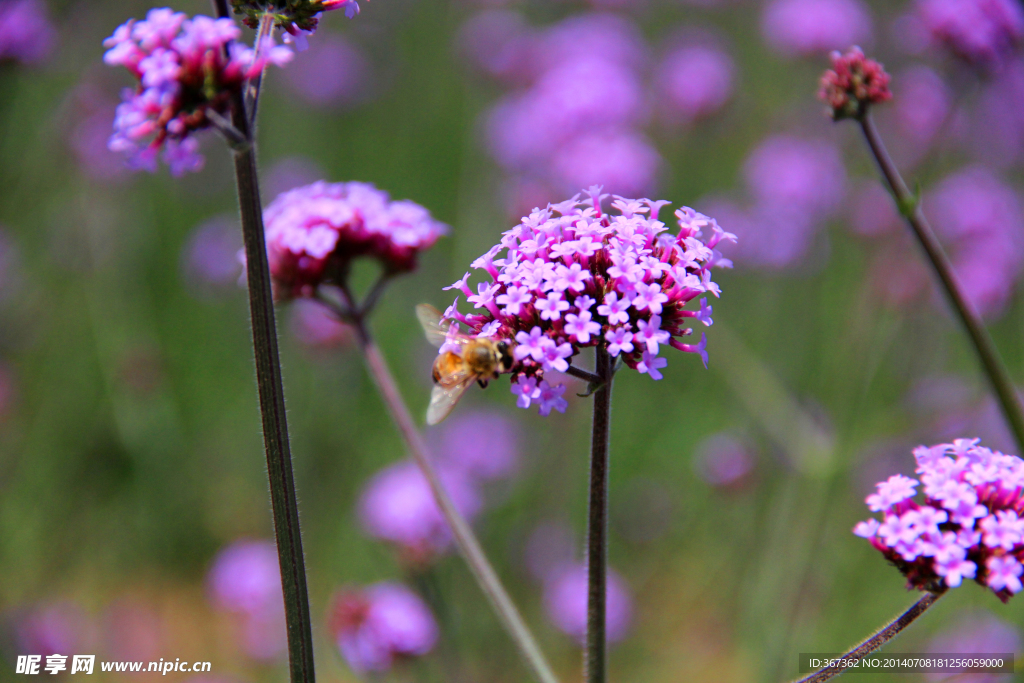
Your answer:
(458, 10), (535, 83)
(542, 564), (632, 644)
(68, 96), (134, 184)
(925, 166), (1024, 318)
(523, 520), (576, 583)
(358, 460), (482, 565)
(0, 0), (55, 64)
(533, 13), (648, 73)
(262, 156), (326, 200)
(969, 59), (1024, 168)
(328, 583), (438, 674)
(884, 65), (951, 166)
(180, 215), (243, 298)
(288, 298), (352, 348)
(693, 432), (755, 488)
(656, 43), (734, 124)
(207, 540), (286, 661)
(916, 0), (1024, 70)
(549, 129), (660, 197)
(762, 0), (873, 57)
(281, 32), (369, 109)
(432, 408), (520, 482)
(927, 611), (1021, 682)
(743, 135), (846, 217)
(14, 602), (88, 657)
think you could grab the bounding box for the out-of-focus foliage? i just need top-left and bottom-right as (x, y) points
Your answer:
(1, 1), (1023, 682)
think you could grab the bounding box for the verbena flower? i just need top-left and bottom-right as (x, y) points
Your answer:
(437, 188), (733, 416)
(0, 0), (55, 65)
(656, 41), (735, 124)
(328, 583), (438, 674)
(542, 563), (632, 644)
(855, 439), (1024, 601)
(431, 409), (521, 482)
(761, 0), (873, 57)
(261, 181), (448, 299)
(103, 8), (293, 175)
(916, 0), (1024, 71)
(207, 540), (287, 660)
(818, 46), (892, 121)
(13, 602), (87, 658)
(358, 460), (481, 565)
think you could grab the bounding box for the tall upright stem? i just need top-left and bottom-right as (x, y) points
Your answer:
(859, 113), (1024, 454)
(212, 3), (316, 683)
(793, 591), (943, 683)
(585, 345), (614, 683)
(351, 319), (561, 683)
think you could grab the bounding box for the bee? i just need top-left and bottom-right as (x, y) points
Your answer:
(416, 304), (514, 425)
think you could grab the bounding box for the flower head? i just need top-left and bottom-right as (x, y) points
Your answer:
(328, 583), (437, 674)
(0, 0), (55, 65)
(103, 9), (293, 175)
(819, 47), (892, 121)
(916, 0), (1024, 71)
(358, 460), (481, 565)
(542, 563), (632, 645)
(261, 181), (447, 298)
(856, 439), (1024, 601)
(435, 190), (733, 415)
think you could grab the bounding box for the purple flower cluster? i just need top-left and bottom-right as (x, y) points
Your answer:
(916, 0), (1024, 71)
(655, 41), (735, 125)
(480, 13), (657, 202)
(0, 0), (55, 65)
(328, 583), (437, 674)
(358, 410), (521, 564)
(705, 135), (845, 269)
(542, 564), (633, 645)
(438, 189), (732, 415)
(103, 8), (293, 175)
(207, 540), (286, 660)
(855, 439), (1024, 601)
(761, 0), (874, 57)
(261, 181), (448, 298)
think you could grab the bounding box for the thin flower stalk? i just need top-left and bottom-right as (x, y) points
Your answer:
(859, 112), (1024, 455)
(793, 591), (944, 683)
(322, 293), (560, 683)
(585, 345), (615, 683)
(211, 2), (315, 683)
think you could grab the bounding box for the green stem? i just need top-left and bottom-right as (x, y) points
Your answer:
(585, 344), (614, 683)
(859, 113), (1024, 454)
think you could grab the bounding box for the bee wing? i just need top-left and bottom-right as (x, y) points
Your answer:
(426, 370), (474, 425)
(416, 304), (453, 348)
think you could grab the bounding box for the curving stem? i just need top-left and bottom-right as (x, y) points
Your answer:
(585, 343), (615, 683)
(859, 113), (1024, 455)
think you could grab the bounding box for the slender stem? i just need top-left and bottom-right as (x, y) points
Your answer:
(793, 591), (943, 683)
(565, 365), (601, 385)
(859, 113), (1024, 454)
(246, 13), (274, 129)
(350, 318), (561, 683)
(212, 3), (316, 683)
(585, 344), (614, 683)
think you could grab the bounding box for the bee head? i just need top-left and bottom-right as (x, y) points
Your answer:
(496, 340), (513, 373)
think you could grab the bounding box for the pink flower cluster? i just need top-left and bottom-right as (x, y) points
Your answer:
(439, 188), (733, 416)
(103, 8), (292, 175)
(328, 583), (438, 674)
(818, 47), (892, 121)
(855, 439), (1024, 601)
(262, 181), (448, 298)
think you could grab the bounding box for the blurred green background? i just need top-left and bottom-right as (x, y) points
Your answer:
(1, 0), (1023, 681)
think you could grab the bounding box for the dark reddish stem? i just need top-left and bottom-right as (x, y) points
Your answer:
(585, 344), (615, 683)
(212, 3), (315, 683)
(859, 113), (1024, 455)
(793, 591), (943, 683)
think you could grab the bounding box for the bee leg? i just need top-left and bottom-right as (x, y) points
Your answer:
(477, 379), (489, 389)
